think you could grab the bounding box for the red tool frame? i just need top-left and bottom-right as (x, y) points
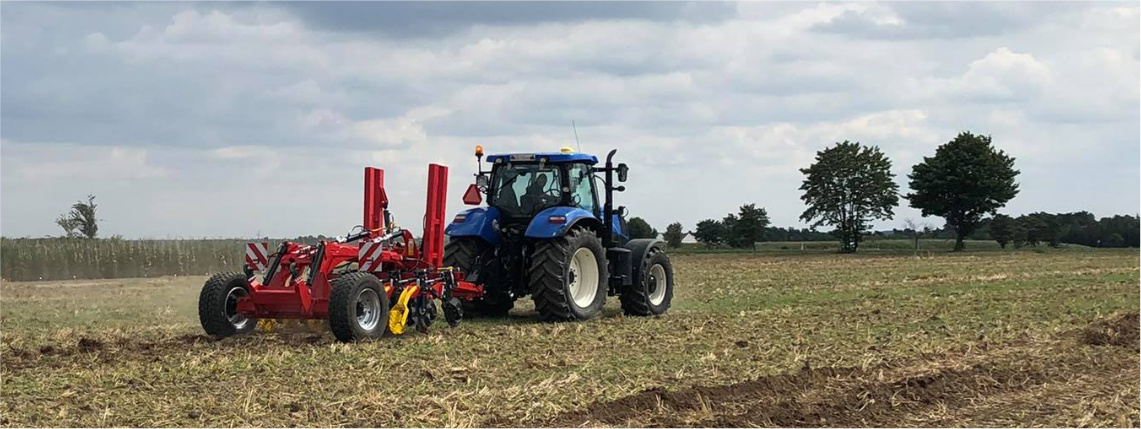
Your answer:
(235, 164), (483, 327)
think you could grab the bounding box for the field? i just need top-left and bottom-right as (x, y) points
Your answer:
(1, 249), (1138, 427)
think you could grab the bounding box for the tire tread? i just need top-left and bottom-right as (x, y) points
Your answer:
(197, 272), (255, 338)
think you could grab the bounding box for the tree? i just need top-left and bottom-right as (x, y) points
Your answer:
(627, 217), (657, 239)
(55, 214), (80, 238)
(907, 132), (1019, 251)
(800, 141), (899, 253)
(1056, 212), (1098, 246)
(1097, 215), (1140, 248)
(726, 204), (769, 250)
(902, 218), (932, 252)
(988, 214), (1015, 248)
(663, 222), (684, 248)
(1008, 219), (1027, 248)
(693, 219), (724, 247)
(57, 195), (100, 239)
(1104, 233), (1126, 248)
(1021, 212), (1063, 247)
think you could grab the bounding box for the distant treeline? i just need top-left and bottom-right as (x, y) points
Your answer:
(670, 210), (1138, 250)
(879, 212), (1140, 248)
(0, 237), (330, 282)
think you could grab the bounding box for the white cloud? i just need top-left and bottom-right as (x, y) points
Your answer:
(3, 141), (167, 181)
(959, 47), (1051, 100)
(352, 107), (451, 148)
(2, 2), (1137, 237)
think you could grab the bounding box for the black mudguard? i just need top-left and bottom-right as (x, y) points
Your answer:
(623, 238), (664, 290)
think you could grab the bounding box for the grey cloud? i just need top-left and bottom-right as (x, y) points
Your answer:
(280, 1), (737, 38)
(1, 2), (1137, 238)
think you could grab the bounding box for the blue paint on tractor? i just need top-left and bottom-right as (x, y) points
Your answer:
(485, 152), (598, 165)
(611, 214), (628, 242)
(444, 206), (501, 246)
(524, 207), (601, 239)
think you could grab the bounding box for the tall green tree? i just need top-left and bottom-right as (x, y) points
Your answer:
(907, 132), (1019, 251)
(693, 219), (724, 247)
(799, 141), (899, 253)
(663, 222), (684, 248)
(626, 217), (657, 239)
(726, 204), (769, 250)
(57, 195), (100, 239)
(988, 214), (1015, 248)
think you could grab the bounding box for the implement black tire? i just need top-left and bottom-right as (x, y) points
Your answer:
(329, 272), (390, 343)
(620, 248), (674, 316)
(198, 272), (258, 338)
(444, 238), (513, 317)
(529, 227), (607, 322)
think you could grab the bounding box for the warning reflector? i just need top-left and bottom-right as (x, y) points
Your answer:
(462, 184), (482, 205)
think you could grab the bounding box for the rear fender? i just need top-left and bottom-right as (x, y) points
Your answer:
(524, 207), (602, 239)
(444, 206), (501, 246)
(624, 238), (664, 288)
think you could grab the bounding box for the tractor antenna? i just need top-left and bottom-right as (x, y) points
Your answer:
(572, 120), (582, 152)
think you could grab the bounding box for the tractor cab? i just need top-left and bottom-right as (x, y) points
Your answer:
(484, 151), (600, 226)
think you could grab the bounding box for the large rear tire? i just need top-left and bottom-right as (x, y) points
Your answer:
(620, 248), (674, 316)
(329, 272), (390, 343)
(444, 238), (514, 317)
(529, 227), (607, 322)
(198, 272), (258, 338)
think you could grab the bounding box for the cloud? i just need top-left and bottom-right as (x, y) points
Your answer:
(2, 141), (167, 181)
(812, 2), (1082, 40)
(1, 2), (1137, 238)
(279, 1), (737, 38)
(959, 47), (1051, 101)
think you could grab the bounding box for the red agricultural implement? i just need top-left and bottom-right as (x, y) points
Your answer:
(197, 164), (484, 342)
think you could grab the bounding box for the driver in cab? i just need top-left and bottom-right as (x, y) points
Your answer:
(520, 174), (549, 214)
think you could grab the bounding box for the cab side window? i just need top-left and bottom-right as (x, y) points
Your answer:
(567, 164), (598, 215)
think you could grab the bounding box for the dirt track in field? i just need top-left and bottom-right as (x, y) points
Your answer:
(524, 313), (1141, 428)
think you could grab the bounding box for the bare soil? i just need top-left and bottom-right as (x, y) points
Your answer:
(1081, 312), (1140, 349)
(534, 313), (1141, 428)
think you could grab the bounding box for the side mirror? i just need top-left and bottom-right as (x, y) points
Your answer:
(462, 184), (483, 205)
(618, 206), (628, 218)
(617, 163), (629, 182)
(476, 174), (489, 189)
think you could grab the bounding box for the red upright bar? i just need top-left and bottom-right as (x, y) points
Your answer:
(363, 167), (386, 233)
(422, 164), (448, 268)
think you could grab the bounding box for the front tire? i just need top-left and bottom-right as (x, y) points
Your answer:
(198, 272), (258, 338)
(329, 272), (390, 343)
(529, 227), (608, 321)
(620, 249), (674, 316)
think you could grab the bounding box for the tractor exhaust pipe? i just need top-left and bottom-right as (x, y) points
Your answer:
(602, 149), (618, 244)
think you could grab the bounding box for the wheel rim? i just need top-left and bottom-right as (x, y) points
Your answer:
(224, 286), (250, 330)
(567, 247), (599, 308)
(648, 264), (667, 306)
(355, 288), (382, 331)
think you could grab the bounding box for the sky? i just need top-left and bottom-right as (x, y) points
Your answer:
(2, 1), (1138, 239)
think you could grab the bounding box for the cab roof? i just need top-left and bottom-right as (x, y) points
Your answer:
(486, 152), (598, 164)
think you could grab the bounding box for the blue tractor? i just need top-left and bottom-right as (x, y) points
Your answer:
(443, 147), (674, 321)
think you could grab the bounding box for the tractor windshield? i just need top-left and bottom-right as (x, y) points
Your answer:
(489, 163), (563, 219)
